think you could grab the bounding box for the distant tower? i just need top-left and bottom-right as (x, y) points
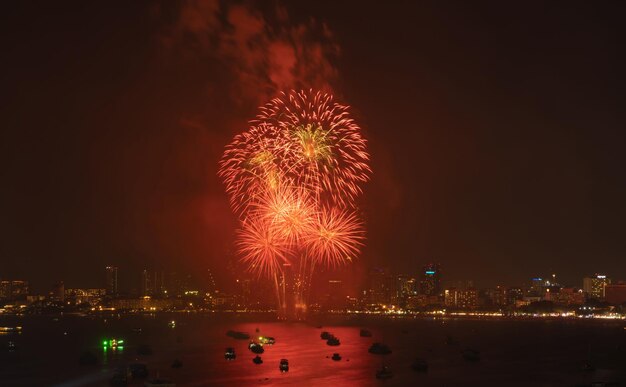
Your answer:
(583, 274), (611, 299)
(419, 263), (442, 296)
(105, 266), (118, 296)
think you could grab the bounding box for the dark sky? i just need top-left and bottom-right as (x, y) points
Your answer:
(1, 1), (624, 293)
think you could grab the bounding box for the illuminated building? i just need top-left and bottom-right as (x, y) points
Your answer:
(141, 269), (165, 297)
(486, 286), (508, 306)
(1, 280), (28, 299)
(529, 277), (545, 295)
(605, 283), (626, 305)
(419, 264), (441, 296)
(583, 274), (611, 299)
(0, 280), (29, 300)
(50, 281), (65, 302)
(105, 266), (118, 296)
(65, 288), (106, 305)
(506, 287), (524, 305)
(368, 268), (396, 305)
(396, 275), (417, 300)
(324, 279), (344, 310)
(444, 288), (478, 309)
(543, 287), (585, 305)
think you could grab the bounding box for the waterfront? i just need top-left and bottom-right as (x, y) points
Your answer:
(1, 314), (625, 386)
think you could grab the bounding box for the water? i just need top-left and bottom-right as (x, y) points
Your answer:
(1, 314), (625, 386)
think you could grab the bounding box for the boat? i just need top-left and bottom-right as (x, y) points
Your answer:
(320, 331), (332, 340)
(411, 358), (428, 372)
(581, 362), (595, 372)
(279, 359), (289, 372)
(7, 341), (16, 352)
(227, 330), (250, 340)
(129, 363), (149, 378)
(249, 342), (264, 354)
(331, 353), (342, 361)
(368, 343), (392, 355)
(132, 328), (143, 334)
(258, 336), (275, 345)
(376, 365), (393, 379)
(253, 355), (263, 364)
(168, 320), (176, 328)
(0, 326), (22, 334)
(359, 329), (372, 337)
(462, 348), (480, 362)
(225, 347), (236, 360)
(326, 336), (340, 346)
(110, 371), (128, 386)
(445, 335), (459, 346)
(144, 379), (175, 387)
(171, 359), (183, 368)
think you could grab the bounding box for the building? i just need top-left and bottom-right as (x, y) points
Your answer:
(583, 274), (611, 299)
(396, 275), (417, 302)
(605, 284), (626, 305)
(544, 287), (585, 306)
(0, 280), (29, 300)
(105, 266), (118, 296)
(419, 263), (442, 296)
(368, 268), (396, 305)
(444, 288), (478, 309)
(141, 269), (165, 297)
(50, 281), (65, 302)
(65, 288), (106, 305)
(506, 287), (524, 305)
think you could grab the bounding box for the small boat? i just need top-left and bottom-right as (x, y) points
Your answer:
(360, 329), (372, 337)
(331, 353), (342, 361)
(411, 358), (428, 372)
(462, 348), (480, 362)
(171, 359), (183, 368)
(326, 336), (340, 346)
(7, 341), (17, 352)
(253, 355), (263, 364)
(225, 347), (236, 360)
(279, 359), (289, 372)
(320, 331), (332, 340)
(168, 320), (176, 328)
(129, 363), (149, 378)
(132, 328), (143, 333)
(445, 335), (459, 346)
(227, 330), (250, 340)
(258, 336), (275, 345)
(368, 343), (392, 355)
(144, 379), (175, 387)
(249, 343), (264, 354)
(581, 362), (595, 372)
(376, 365), (393, 379)
(110, 372), (128, 386)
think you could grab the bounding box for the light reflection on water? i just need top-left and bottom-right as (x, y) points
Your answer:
(0, 314), (625, 386)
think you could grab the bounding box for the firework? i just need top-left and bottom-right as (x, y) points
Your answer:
(219, 90), (370, 318)
(304, 207), (364, 267)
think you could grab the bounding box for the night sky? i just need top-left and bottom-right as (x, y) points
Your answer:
(1, 1), (624, 293)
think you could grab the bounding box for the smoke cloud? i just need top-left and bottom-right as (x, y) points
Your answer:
(162, 0), (340, 107)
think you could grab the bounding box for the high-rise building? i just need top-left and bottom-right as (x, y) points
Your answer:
(605, 283), (626, 305)
(0, 280), (29, 300)
(105, 266), (118, 296)
(368, 268), (396, 305)
(583, 274), (611, 299)
(419, 263), (442, 296)
(444, 288), (478, 309)
(141, 269), (164, 297)
(396, 275), (417, 300)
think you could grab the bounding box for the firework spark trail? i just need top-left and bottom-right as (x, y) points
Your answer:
(219, 90), (370, 317)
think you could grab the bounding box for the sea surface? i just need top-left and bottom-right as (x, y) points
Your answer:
(0, 313), (625, 386)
